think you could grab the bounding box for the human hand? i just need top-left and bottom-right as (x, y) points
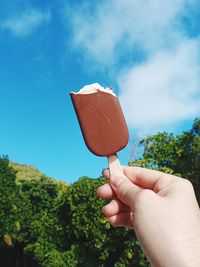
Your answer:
(97, 167), (200, 267)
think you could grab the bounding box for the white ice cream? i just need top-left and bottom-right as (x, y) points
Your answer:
(72, 83), (116, 96)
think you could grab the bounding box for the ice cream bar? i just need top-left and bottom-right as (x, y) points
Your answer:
(70, 83), (129, 175)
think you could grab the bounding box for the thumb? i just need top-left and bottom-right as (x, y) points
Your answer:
(110, 173), (141, 208)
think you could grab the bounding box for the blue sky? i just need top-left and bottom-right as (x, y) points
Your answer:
(0, 0), (200, 183)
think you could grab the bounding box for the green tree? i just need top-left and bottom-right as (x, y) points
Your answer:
(0, 156), (32, 266)
(20, 178), (68, 267)
(130, 118), (200, 202)
(0, 156), (69, 267)
(58, 177), (148, 267)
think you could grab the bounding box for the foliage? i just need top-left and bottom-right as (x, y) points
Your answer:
(129, 118), (200, 202)
(0, 118), (199, 266)
(0, 156), (32, 266)
(58, 177), (148, 267)
(0, 156), (68, 266)
(0, 157), (148, 266)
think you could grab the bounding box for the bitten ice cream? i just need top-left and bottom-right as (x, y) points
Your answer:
(70, 83), (128, 157)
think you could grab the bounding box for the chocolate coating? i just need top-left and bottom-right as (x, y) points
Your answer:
(70, 91), (129, 156)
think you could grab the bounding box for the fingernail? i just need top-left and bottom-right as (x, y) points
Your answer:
(110, 174), (124, 188)
(102, 168), (109, 177)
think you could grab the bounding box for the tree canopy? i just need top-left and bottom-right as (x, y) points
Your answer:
(130, 118), (200, 202)
(0, 118), (199, 266)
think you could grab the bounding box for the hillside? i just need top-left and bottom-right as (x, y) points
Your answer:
(10, 161), (52, 182)
(9, 161), (69, 195)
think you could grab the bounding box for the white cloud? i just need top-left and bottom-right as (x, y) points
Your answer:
(67, 0), (200, 133)
(2, 9), (51, 37)
(68, 0), (198, 66)
(118, 39), (200, 133)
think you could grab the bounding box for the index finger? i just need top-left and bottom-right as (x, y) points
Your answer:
(103, 167), (179, 193)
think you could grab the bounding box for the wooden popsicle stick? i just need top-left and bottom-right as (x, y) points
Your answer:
(107, 154), (124, 178)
